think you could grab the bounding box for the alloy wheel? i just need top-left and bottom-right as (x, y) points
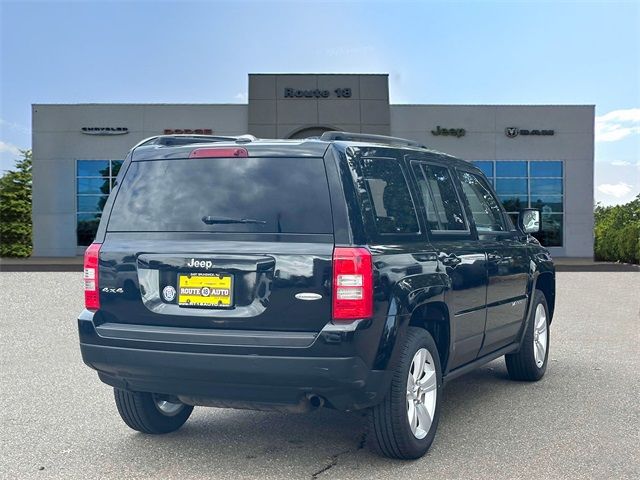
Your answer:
(533, 303), (548, 368)
(406, 348), (437, 439)
(153, 395), (185, 416)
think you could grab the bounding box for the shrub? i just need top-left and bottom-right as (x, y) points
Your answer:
(594, 194), (640, 264)
(0, 149), (32, 257)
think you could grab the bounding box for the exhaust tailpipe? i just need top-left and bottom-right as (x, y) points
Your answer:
(306, 394), (325, 409)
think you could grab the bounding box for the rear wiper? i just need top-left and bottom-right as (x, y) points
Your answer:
(201, 215), (266, 225)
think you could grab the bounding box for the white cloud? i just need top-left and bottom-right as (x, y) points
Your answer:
(0, 140), (21, 157)
(595, 108), (640, 142)
(610, 160), (632, 166)
(0, 118), (30, 135)
(234, 92), (248, 103)
(0, 141), (25, 172)
(597, 182), (634, 198)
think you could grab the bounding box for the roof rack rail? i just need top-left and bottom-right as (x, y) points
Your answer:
(134, 134), (259, 148)
(320, 131), (426, 149)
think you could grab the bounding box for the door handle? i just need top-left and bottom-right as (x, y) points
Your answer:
(487, 252), (502, 262)
(442, 254), (462, 267)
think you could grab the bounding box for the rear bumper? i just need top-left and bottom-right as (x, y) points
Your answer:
(78, 313), (390, 411)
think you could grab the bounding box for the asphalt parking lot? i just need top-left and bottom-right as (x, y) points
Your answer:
(1, 271), (638, 480)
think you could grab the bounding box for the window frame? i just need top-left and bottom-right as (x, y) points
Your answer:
(454, 167), (514, 235)
(409, 160), (473, 239)
(355, 155), (424, 242)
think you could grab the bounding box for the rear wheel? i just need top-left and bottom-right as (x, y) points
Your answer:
(114, 388), (193, 434)
(367, 327), (442, 459)
(505, 289), (550, 381)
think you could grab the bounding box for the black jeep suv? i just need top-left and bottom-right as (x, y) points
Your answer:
(78, 132), (555, 459)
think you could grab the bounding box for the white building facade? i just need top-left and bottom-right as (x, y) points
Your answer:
(32, 74), (594, 257)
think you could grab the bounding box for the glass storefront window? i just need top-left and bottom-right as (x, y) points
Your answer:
(77, 160), (109, 177)
(530, 178), (563, 195)
(496, 161), (527, 177)
(76, 177), (110, 195)
(76, 213), (102, 247)
(531, 195), (563, 213)
(534, 213), (563, 247)
(111, 160), (123, 176)
(530, 161), (562, 177)
(499, 195), (529, 212)
(472, 160), (564, 247)
(473, 161), (493, 179)
(495, 178), (528, 195)
(76, 159), (121, 246)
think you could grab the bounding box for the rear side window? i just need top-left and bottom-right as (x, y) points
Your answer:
(411, 163), (467, 232)
(107, 157), (333, 234)
(359, 157), (419, 234)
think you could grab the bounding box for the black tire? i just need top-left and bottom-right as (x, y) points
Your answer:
(113, 388), (193, 434)
(367, 327), (442, 459)
(505, 289), (550, 381)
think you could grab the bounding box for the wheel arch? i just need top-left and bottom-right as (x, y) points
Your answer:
(534, 272), (556, 323)
(407, 301), (451, 373)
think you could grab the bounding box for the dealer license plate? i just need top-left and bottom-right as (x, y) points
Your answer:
(177, 273), (233, 308)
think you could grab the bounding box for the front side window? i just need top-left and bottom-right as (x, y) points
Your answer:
(359, 157), (419, 234)
(412, 163), (467, 232)
(458, 171), (506, 233)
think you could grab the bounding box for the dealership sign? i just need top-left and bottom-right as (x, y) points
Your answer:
(81, 127), (128, 135)
(505, 127), (554, 138)
(284, 88), (352, 98)
(164, 129), (213, 134)
(431, 126), (466, 138)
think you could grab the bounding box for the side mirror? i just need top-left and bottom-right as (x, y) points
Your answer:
(518, 208), (541, 234)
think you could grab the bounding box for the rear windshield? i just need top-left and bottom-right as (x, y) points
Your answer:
(107, 157), (333, 234)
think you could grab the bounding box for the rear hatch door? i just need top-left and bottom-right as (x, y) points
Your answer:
(97, 154), (335, 333)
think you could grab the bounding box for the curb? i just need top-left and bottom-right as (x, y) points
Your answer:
(0, 264), (83, 272)
(555, 264), (639, 272)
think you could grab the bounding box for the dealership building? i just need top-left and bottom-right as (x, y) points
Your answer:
(32, 73), (594, 257)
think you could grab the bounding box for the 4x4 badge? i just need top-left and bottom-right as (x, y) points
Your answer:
(101, 287), (123, 294)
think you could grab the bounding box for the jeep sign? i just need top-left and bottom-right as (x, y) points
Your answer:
(431, 126), (466, 138)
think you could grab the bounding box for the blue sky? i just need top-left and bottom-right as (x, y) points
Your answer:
(1, 0), (638, 205)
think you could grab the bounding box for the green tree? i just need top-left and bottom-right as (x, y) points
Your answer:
(594, 194), (640, 264)
(0, 149), (32, 257)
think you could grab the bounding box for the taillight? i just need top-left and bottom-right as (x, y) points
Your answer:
(332, 247), (373, 320)
(189, 147), (248, 158)
(83, 242), (102, 310)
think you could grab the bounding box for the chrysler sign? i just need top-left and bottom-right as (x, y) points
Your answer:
(81, 127), (129, 135)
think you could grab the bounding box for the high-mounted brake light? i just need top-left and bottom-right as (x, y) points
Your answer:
(332, 247), (373, 320)
(189, 147), (248, 158)
(83, 242), (102, 310)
